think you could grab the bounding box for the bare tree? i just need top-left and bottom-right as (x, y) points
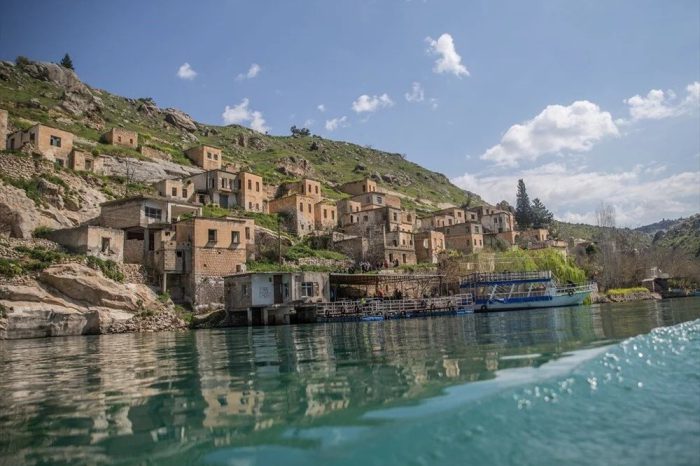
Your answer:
(596, 202), (619, 289)
(123, 157), (137, 197)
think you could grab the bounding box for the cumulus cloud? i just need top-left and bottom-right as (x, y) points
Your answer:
(480, 100), (619, 167)
(351, 93), (394, 113)
(425, 33), (469, 77)
(176, 62), (197, 80)
(622, 81), (700, 122)
(405, 82), (425, 102)
(325, 116), (348, 131)
(317, 104), (326, 112)
(236, 63), (261, 80)
(221, 98), (269, 133)
(452, 163), (700, 227)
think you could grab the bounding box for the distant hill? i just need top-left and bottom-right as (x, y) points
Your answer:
(648, 215), (700, 257)
(0, 58), (480, 213)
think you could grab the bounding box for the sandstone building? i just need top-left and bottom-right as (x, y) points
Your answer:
(6, 124), (74, 161)
(47, 225), (125, 263)
(185, 145), (222, 170)
(269, 177), (337, 236)
(102, 128), (138, 149)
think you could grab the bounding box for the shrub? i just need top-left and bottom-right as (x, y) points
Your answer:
(0, 258), (24, 277)
(86, 256), (125, 282)
(157, 291), (171, 303)
(606, 287), (649, 296)
(33, 226), (54, 238)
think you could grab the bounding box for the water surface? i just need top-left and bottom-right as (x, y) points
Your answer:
(1, 298), (699, 465)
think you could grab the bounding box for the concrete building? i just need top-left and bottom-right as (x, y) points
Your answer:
(6, 124), (73, 161)
(185, 145), (222, 171)
(147, 216), (255, 307)
(155, 168), (267, 213)
(224, 271), (330, 325)
(0, 109), (7, 151)
(47, 225), (124, 262)
(102, 128), (138, 149)
(415, 230), (445, 264)
(99, 195), (201, 263)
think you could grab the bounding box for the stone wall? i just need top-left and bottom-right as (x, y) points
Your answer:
(103, 128), (138, 149)
(139, 145), (172, 161)
(0, 109), (7, 151)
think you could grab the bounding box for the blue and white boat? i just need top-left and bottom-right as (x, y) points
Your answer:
(460, 271), (597, 312)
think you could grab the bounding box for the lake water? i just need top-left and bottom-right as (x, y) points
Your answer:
(1, 298), (699, 466)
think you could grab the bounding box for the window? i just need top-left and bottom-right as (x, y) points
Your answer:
(299, 202), (304, 212)
(207, 152), (212, 159)
(236, 264), (242, 272)
(363, 215), (368, 222)
(402, 254), (407, 264)
(473, 239), (477, 246)
(50, 135), (62, 147)
(350, 215), (354, 223)
(30, 133), (35, 142)
(172, 187), (178, 197)
(407, 214), (412, 222)
(247, 179), (252, 190)
(301, 282), (316, 297)
(393, 213), (398, 221)
(475, 226), (480, 233)
(458, 212), (462, 218)
(256, 181), (260, 192)
(448, 219), (453, 225)
(208, 229), (217, 243)
(308, 203), (312, 213)
(221, 179), (226, 188)
(85, 160), (92, 170)
(242, 284), (248, 296)
(245, 227), (250, 240)
(231, 231), (240, 244)
(315, 186), (319, 194)
(377, 197), (383, 204)
(198, 195), (206, 204)
(130, 138), (134, 145)
(101, 237), (111, 253)
(308, 184), (312, 193)
(214, 154), (218, 160)
(323, 209), (327, 219)
(117, 136), (122, 143)
(144, 206), (162, 219)
(331, 211), (335, 220)
(183, 189), (188, 198)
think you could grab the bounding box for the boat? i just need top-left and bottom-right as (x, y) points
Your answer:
(460, 271), (597, 312)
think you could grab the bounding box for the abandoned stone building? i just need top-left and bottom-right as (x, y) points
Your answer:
(102, 128), (138, 149)
(224, 271), (330, 325)
(67, 149), (104, 173)
(184, 144), (222, 171)
(415, 230), (446, 264)
(338, 178), (378, 196)
(98, 195), (201, 263)
(269, 177), (337, 236)
(146, 216), (255, 307)
(418, 207), (472, 230)
(47, 225), (125, 262)
(436, 222), (484, 255)
(0, 109), (7, 151)
(155, 167), (268, 213)
(6, 124), (74, 161)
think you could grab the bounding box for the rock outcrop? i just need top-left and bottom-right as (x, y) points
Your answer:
(101, 154), (202, 182)
(0, 263), (186, 339)
(163, 108), (197, 132)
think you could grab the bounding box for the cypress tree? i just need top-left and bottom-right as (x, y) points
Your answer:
(59, 53), (74, 70)
(531, 198), (553, 228)
(515, 179), (533, 229)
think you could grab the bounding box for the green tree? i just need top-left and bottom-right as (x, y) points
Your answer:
(531, 198), (553, 228)
(515, 179), (533, 229)
(59, 53), (74, 70)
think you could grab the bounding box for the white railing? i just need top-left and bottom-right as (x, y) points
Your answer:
(462, 271), (552, 284)
(552, 282), (598, 296)
(313, 294), (473, 319)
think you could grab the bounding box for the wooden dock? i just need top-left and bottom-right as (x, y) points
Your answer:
(310, 294), (474, 322)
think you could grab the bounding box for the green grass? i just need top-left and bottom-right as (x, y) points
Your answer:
(86, 256), (124, 282)
(606, 287), (650, 296)
(284, 240), (348, 261)
(32, 226), (54, 238)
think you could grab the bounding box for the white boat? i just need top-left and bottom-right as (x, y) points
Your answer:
(460, 271), (597, 312)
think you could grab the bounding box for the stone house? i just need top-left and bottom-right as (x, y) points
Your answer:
(99, 195), (201, 263)
(314, 199), (337, 231)
(281, 177), (323, 201)
(68, 149), (104, 174)
(155, 168), (268, 213)
(418, 207), (469, 230)
(147, 216), (255, 307)
(437, 222), (484, 254)
(224, 271), (330, 325)
(102, 128), (138, 149)
(268, 193), (317, 236)
(184, 145), (222, 170)
(47, 225), (124, 262)
(415, 230), (445, 264)
(0, 109), (7, 151)
(339, 178), (378, 196)
(6, 124), (74, 161)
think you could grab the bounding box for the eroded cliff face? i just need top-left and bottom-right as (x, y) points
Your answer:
(0, 262), (186, 339)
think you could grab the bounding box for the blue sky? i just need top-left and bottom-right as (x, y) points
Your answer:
(1, 0), (698, 226)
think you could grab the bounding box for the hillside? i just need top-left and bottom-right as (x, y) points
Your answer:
(649, 215), (700, 257)
(0, 58), (480, 212)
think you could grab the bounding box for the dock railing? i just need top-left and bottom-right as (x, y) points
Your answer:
(313, 294), (474, 320)
(552, 282), (598, 296)
(461, 271), (552, 285)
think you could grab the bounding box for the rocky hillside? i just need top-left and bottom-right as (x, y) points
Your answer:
(648, 215), (700, 257)
(0, 58), (480, 212)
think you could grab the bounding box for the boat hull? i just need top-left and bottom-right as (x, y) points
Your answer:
(474, 291), (591, 312)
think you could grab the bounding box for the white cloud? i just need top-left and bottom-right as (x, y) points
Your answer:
(425, 33), (469, 77)
(317, 104), (326, 112)
(236, 63), (261, 80)
(325, 116), (348, 131)
(623, 81), (700, 122)
(176, 62), (197, 80)
(480, 100), (619, 167)
(351, 93), (394, 113)
(303, 119), (314, 128)
(221, 98), (269, 133)
(429, 98), (438, 110)
(452, 163), (700, 227)
(405, 82), (425, 102)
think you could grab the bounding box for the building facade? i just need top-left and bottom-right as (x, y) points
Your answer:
(102, 128), (138, 149)
(6, 124), (74, 161)
(184, 145), (222, 170)
(47, 225), (125, 263)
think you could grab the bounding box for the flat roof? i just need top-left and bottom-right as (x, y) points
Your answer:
(100, 194), (200, 208)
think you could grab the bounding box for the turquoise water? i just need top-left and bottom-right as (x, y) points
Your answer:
(1, 298), (699, 465)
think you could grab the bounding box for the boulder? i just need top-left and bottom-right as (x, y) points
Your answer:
(164, 108), (197, 132)
(101, 155), (202, 183)
(0, 183), (43, 238)
(19, 60), (91, 95)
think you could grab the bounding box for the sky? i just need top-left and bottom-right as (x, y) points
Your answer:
(1, 0), (698, 227)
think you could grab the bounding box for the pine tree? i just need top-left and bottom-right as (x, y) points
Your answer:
(515, 179), (533, 230)
(59, 53), (74, 70)
(531, 198), (553, 228)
